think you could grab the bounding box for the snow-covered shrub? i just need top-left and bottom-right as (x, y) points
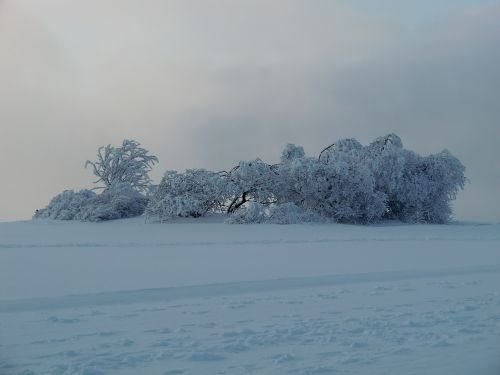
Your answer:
(34, 189), (96, 220)
(145, 169), (225, 221)
(34, 184), (148, 222)
(227, 202), (323, 224)
(85, 139), (158, 193)
(226, 202), (268, 224)
(77, 183), (148, 222)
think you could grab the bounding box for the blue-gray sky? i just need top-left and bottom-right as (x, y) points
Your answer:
(0, 0), (499, 222)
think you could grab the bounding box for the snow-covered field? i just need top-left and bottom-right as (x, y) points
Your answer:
(1, 218), (499, 375)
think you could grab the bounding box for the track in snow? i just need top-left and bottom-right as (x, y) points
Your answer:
(1, 264), (500, 313)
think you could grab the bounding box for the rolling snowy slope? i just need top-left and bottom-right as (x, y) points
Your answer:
(0, 218), (499, 374)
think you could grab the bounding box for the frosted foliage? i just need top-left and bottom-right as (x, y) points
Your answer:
(146, 169), (225, 221)
(85, 139), (158, 192)
(225, 159), (279, 213)
(280, 144), (305, 163)
(319, 138), (363, 164)
(367, 133), (403, 154)
(35, 134), (466, 224)
(363, 139), (466, 223)
(78, 183), (148, 222)
(226, 202), (268, 224)
(34, 183), (147, 221)
(392, 150), (466, 223)
(227, 202), (323, 224)
(280, 158), (387, 224)
(34, 190), (96, 220)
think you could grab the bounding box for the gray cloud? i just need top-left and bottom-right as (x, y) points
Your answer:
(0, 0), (499, 221)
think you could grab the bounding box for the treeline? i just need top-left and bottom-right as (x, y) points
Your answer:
(35, 134), (466, 224)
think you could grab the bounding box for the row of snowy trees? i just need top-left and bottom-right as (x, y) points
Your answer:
(35, 134), (466, 224)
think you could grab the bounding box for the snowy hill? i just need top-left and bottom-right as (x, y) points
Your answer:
(0, 218), (499, 374)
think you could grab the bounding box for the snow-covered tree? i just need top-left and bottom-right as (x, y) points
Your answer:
(85, 139), (158, 193)
(359, 134), (466, 223)
(145, 169), (226, 221)
(35, 140), (158, 221)
(224, 159), (279, 213)
(278, 156), (386, 224)
(384, 149), (466, 223)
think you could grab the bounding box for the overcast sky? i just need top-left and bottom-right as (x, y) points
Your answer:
(0, 0), (499, 222)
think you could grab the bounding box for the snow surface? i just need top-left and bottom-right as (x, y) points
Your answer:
(0, 217), (499, 374)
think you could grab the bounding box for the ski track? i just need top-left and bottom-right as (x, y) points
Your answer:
(1, 237), (499, 250)
(1, 264), (500, 313)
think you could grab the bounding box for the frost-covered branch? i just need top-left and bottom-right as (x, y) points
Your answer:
(85, 140), (158, 193)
